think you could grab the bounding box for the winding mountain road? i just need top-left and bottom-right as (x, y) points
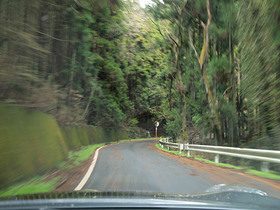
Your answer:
(82, 140), (280, 198)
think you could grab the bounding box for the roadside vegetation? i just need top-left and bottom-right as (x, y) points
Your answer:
(0, 176), (60, 198)
(57, 143), (106, 170)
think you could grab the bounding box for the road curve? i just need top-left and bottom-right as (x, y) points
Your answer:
(82, 140), (216, 193)
(82, 140), (280, 197)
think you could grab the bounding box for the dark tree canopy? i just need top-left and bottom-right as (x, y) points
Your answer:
(1, 0), (280, 150)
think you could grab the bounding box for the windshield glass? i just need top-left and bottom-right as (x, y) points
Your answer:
(0, 0), (280, 208)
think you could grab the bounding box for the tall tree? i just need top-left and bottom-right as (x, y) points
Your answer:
(189, 0), (222, 144)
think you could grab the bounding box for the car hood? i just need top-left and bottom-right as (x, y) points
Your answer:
(0, 184), (279, 209)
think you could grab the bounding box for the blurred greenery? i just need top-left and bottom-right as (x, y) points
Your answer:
(0, 104), (68, 189)
(58, 143), (105, 170)
(0, 176), (60, 197)
(155, 144), (189, 157)
(246, 170), (280, 180)
(1, 0), (280, 191)
(1, 0), (279, 147)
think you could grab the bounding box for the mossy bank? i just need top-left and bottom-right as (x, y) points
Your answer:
(0, 104), (129, 189)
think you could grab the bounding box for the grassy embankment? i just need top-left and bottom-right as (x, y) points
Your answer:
(155, 144), (280, 180)
(0, 103), (130, 196)
(0, 138), (154, 197)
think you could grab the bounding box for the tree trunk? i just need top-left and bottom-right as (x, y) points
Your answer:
(175, 45), (189, 145)
(67, 51), (76, 105)
(202, 62), (223, 144)
(189, 0), (223, 145)
(82, 87), (94, 120)
(228, 30), (235, 146)
(181, 93), (188, 147)
(164, 0), (189, 144)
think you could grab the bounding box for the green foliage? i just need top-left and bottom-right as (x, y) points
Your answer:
(148, 0), (280, 147)
(237, 0), (280, 140)
(129, 118), (139, 126)
(155, 144), (189, 157)
(246, 127), (280, 150)
(61, 127), (82, 150)
(194, 157), (244, 170)
(164, 108), (182, 139)
(0, 176), (59, 197)
(246, 170), (280, 180)
(58, 143), (105, 170)
(0, 104), (68, 189)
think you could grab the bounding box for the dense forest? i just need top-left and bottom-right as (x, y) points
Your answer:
(1, 0), (280, 149)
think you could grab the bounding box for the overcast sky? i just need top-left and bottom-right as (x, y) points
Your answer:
(138, 0), (154, 8)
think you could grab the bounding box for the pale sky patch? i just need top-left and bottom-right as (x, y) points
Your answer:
(138, 0), (163, 8)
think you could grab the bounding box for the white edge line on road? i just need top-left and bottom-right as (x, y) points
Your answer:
(74, 146), (105, 191)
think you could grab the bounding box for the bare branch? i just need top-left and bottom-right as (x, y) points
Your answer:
(172, 2), (181, 15)
(181, 0), (188, 14)
(165, 29), (180, 48)
(148, 16), (165, 37)
(206, 0), (212, 27)
(177, 0), (188, 51)
(201, 20), (206, 29)
(203, 0), (211, 65)
(188, 30), (202, 68)
(172, 0), (188, 15)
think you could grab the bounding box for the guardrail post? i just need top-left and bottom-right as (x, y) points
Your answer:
(180, 144), (183, 154)
(261, 162), (270, 172)
(186, 143), (190, 156)
(214, 154), (220, 163)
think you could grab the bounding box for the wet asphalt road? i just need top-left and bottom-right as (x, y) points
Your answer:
(82, 140), (217, 193)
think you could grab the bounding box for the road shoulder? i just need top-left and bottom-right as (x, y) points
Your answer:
(152, 142), (280, 198)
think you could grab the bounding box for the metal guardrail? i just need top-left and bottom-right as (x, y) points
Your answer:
(159, 138), (280, 172)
